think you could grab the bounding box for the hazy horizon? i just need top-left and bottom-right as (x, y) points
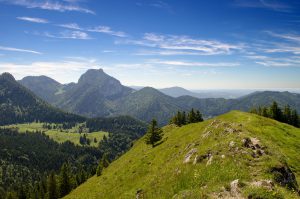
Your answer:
(9, 69), (300, 93)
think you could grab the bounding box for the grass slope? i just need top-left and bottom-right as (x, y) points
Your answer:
(65, 111), (300, 199)
(4, 123), (108, 147)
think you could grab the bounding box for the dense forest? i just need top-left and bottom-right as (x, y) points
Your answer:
(87, 116), (147, 160)
(0, 128), (100, 199)
(0, 116), (148, 198)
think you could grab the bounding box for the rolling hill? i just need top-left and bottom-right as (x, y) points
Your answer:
(159, 86), (201, 98)
(19, 75), (63, 103)
(0, 72), (85, 125)
(228, 91), (300, 112)
(159, 87), (250, 99)
(65, 111), (300, 198)
(113, 87), (183, 125)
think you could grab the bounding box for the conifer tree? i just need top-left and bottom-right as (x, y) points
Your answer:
(46, 172), (57, 199)
(181, 111), (187, 125)
(96, 153), (110, 176)
(58, 163), (71, 197)
(177, 111), (182, 126)
(17, 186), (26, 199)
(291, 110), (299, 127)
(283, 105), (292, 124)
(96, 160), (103, 177)
(269, 101), (282, 120)
(262, 107), (269, 117)
(188, 108), (196, 123)
(195, 110), (204, 122)
(145, 119), (163, 147)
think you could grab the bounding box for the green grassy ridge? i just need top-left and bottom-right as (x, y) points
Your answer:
(3, 123), (108, 147)
(64, 111), (300, 198)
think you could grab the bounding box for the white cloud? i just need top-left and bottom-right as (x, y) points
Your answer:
(44, 30), (92, 40)
(244, 31), (300, 67)
(102, 50), (115, 53)
(148, 59), (239, 67)
(1, 0), (95, 14)
(135, 50), (204, 56)
(117, 33), (243, 55)
(88, 26), (127, 37)
(255, 31), (300, 55)
(58, 23), (127, 37)
(136, 1), (173, 13)
(233, 0), (292, 12)
(0, 46), (42, 54)
(266, 31), (300, 43)
(58, 23), (81, 30)
(17, 16), (49, 23)
(246, 54), (300, 67)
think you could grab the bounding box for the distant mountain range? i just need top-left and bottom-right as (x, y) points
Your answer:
(0, 73), (84, 125)
(18, 69), (300, 125)
(158, 87), (254, 99)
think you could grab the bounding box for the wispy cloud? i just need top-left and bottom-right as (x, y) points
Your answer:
(44, 30), (92, 40)
(257, 31), (300, 55)
(233, 0), (292, 12)
(58, 23), (127, 37)
(136, 1), (174, 13)
(0, 0), (95, 14)
(247, 54), (300, 67)
(117, 33), (243, 55)
(88, 26), (127, 37)
(243, 31), (300, 67)
(148, 59), (239, 67)
(0, 46), (42, 54)
(265, 31), (300, 43)
(58, 23), (81, 30)
(134, 50), (205, 56)
(17, 16), (49, 23)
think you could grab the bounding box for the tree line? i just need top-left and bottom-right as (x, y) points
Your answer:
(145, 109), (204, 147)
(169, 108), (203, 127)
(250, 101), (299, 127)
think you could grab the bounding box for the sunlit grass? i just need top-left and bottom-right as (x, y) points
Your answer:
(64, 111), (300, 198)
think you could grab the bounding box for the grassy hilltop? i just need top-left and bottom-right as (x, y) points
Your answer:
(64, 111), (300, 199)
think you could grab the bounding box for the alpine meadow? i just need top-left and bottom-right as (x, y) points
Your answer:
(0, 0), (300, 199)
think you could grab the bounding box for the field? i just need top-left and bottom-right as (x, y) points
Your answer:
(65, 111), (300, 198)
(3, 122), (108, 147)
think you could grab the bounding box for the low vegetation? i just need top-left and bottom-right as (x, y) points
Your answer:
(64, 111), (300, 199)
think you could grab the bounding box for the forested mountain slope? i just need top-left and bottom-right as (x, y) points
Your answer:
(0, 73), (84, 125)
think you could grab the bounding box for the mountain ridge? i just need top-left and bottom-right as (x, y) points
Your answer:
(64, 111), (300, 198)
(18, 69), (300, 125)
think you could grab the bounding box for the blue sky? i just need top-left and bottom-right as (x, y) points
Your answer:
(0, 0), (300, 89)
